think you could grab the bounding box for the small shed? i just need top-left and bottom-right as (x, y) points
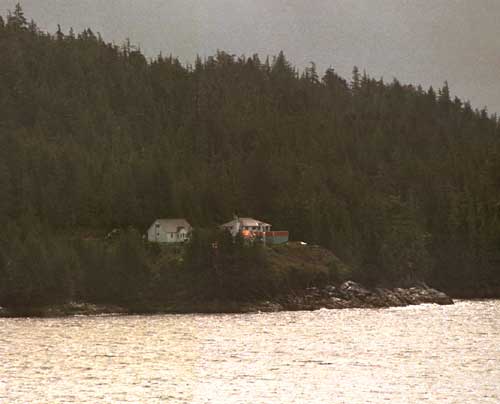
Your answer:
(147, 218), (192, 243)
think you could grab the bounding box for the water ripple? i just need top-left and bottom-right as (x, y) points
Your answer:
(0, 300), (499, 403)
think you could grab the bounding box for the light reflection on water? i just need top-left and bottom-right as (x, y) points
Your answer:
(1, 301), (499, 403)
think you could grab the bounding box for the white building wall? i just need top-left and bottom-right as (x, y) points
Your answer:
(147, 220), (191, 243)
(147, 223), (157, 242)
(148, 220), (169, 242)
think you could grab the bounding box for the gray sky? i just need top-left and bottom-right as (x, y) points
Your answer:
(2, 0), (499, 113)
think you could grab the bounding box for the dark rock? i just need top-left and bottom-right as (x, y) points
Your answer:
(375, 288), (407, 307)
(411, 287), (453, 305)
(324, 285), (346, 299)
(288, 282), (454, 312)
(255, 301), (284, 312)
(0, 282), (453, 318)
(340, 281), (372, 298)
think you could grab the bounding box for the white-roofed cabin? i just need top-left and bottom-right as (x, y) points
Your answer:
(220, 217), (271, 237)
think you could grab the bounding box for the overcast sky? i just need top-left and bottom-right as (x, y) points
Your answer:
(2, 0), (499, 113)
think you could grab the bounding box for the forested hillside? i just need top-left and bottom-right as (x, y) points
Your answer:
(1, 5), (499, 302)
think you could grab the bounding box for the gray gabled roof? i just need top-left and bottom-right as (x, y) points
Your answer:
(153, 218), (192, 233)
(221, 217), (271, 228)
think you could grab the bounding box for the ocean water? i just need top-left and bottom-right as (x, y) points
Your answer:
(1, 300), (498, 403)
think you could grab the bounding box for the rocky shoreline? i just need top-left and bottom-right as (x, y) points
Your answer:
(268, 281), (454, 312)
(185, 282), (454, 314)
(0, 281), (454, 317)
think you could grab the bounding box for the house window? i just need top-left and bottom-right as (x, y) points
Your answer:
(170, 234), (173, 239)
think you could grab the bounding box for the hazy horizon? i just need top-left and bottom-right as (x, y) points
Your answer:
(2, 0), (499, 113)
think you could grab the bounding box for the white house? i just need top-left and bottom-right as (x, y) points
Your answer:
(147, 218), (192, 243)
(220, 216), (271, 237)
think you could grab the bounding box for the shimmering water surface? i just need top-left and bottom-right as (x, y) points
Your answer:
(1, 300), (499, 403)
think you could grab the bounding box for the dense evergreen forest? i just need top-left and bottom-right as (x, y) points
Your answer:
(1, 5), (499, 307)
